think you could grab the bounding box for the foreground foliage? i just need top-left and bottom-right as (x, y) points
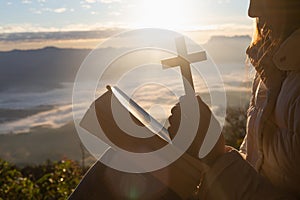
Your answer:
(0, 159), (83, 200)
(223, 106), (247, 149)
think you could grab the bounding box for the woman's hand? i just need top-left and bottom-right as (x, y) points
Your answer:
(93, 89), (168, 153)
(168, 95), (226, 166)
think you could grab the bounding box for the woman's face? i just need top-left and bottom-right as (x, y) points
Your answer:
(248, 0), (286, 34)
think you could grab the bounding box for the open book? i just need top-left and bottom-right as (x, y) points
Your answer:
(76, 86), (205, 199)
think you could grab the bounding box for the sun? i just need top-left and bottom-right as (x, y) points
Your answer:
(134, 0), (189, 29)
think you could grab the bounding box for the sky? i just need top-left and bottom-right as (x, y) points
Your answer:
(0, 0), (253, 50)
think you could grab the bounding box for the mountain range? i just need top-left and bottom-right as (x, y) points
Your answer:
(0, 35), (251, 93)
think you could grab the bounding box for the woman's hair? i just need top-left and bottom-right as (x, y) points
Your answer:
(247, 1), (300, 65)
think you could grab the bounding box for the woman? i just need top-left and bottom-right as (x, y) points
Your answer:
(179, 0), (300, 199)
(69, 0), (300, 199)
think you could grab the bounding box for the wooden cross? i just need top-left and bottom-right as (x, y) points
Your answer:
(161, 37), (207, 96)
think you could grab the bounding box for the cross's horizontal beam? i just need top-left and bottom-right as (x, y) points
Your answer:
(161, 52), (207, 69)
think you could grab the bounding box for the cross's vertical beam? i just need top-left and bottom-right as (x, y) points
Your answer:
(175, 37), (195, 93)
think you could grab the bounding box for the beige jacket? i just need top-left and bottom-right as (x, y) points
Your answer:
(199, 29), (300, 199)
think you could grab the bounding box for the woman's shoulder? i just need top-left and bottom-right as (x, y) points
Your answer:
(278, 71), (300, 108)
(273, 28), (300, 71)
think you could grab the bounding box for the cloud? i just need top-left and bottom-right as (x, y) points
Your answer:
(82, 4), (91, 9)
(218, 0), (231, 4)
(30, 7), (71, 15)
(85, 0), (97, 3)
(21, 0), (32, 4)
(83, 0), (121, 4)
(53, 7), (67, 13)
(0, 28), (125, 42)
(33, 10), (42, 14)
(100, 0), (121, 4)
(81, 4), (91, 9)
(109, 11), (121, 16)
(0, 104), (74, 134)
(0, 72), (247, 134)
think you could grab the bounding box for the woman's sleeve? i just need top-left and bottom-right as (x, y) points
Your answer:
(197, 149), (296, 200)
(197, 99), (300, 200)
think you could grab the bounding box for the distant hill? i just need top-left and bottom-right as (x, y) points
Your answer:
(0, 122), (95, 167)
(203, 35), (251, 64)
(0, 47), (91, 92)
